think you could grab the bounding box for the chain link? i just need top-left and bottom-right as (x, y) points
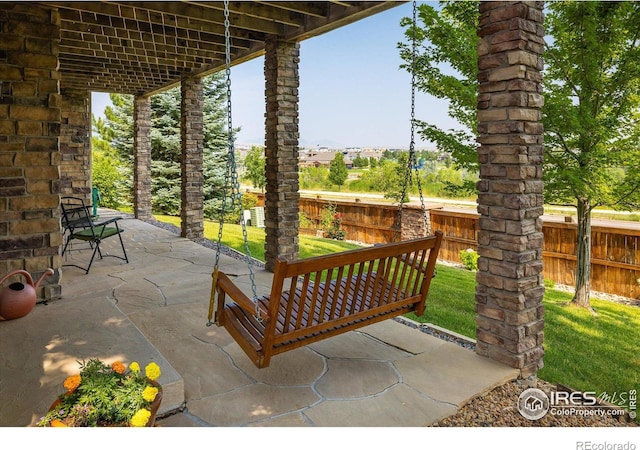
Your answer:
(214, 0), (261, 321)
(394, 0), (425, 242)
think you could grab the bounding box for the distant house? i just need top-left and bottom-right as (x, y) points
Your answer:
(299, 150), (353, 169)
(359, 149), (384, 161)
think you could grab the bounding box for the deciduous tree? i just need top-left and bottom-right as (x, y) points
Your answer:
(400, 1), (640, 308)
(242, 146), (266, 192)
(328, 152), (348, 190)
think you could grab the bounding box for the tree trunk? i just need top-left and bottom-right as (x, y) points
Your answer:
(571, 197), (593, 310)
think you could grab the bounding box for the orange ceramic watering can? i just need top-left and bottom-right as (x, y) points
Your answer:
(0, 269), (54, 321)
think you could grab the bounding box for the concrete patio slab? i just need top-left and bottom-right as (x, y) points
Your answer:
(396, 340), (519, 407)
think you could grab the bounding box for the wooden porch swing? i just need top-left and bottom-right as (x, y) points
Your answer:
(207, 0), (442, 368)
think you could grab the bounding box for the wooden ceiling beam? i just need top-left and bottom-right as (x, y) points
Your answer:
(185, 1), (307, 28)
(257, 2), (329, 18)
(52, 3), (257, 48)
(60, 37), (223, 61)
(59, 24), (229, 57)
(37, 1), (401, 95)
(114, 1), (284, 35)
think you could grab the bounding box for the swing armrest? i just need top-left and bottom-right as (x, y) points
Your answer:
(217, 272), (270, 321)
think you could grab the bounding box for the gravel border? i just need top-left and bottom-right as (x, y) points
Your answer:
(434, 378), (638, 427)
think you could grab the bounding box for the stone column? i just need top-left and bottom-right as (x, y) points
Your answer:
(0, 3), (62, 300)
(133, 95), (152, 220)
(264, 37), (300, 272)
(475, 1), (545, 378)
(59, 89), (91, 202)
(180, 75), (204, 240)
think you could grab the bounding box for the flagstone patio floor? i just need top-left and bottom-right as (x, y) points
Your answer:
(0, 211), (518, 427)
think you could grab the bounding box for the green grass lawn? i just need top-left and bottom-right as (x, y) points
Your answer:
(408, 265), (640, 403)
(155, 214), (639, 411)
(153, 215), (362, 261)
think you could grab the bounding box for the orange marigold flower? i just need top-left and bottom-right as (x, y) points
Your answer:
(111, 361), (126, 374)
(50, 419), (68, 427)
(63, 375), (81, 392)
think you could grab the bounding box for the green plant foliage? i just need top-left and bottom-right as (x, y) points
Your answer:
(37, 359), (162, 427)
(400, 1), (640, 307)
(300, 165), (330, 190)
(459, 248), (479, 271)
(407, 265), (640, 408)
(91, 148), (123, 209)
(399, 1), (479, 170)
(320, 202), (346, 240)
(351, 154), (369, 168)
(298, 211), (313, 229)
(242, 146), (266, 192)
(328, 152), (348, 190)
(154, 215), (360, 261)
(95, 73), (231, 217)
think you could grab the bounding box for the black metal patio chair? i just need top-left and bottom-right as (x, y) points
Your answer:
(60, 197), (129, 273)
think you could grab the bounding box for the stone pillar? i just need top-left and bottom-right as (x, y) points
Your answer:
(59, 89), (91, 202)
(0, 3), (62, 300)
(475, 1), (545, 378)
(264, 37), (300, 272)
(133, 95), (152, 220)
(180, 75), (204, 240)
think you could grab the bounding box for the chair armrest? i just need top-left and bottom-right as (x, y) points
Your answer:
(217, 272), (269, 321)
(93, 217), (122, 227)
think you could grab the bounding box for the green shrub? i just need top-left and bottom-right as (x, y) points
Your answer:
(299, 211), (313, 229)
(241, 192), (258, 210)
(321, 202), (346, 240)
(92, 149), (123, 209)
(459, 248), (479, 271)
(544, 278), (556, 289)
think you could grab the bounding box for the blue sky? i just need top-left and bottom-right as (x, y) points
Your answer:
(93, 2), (459, 149)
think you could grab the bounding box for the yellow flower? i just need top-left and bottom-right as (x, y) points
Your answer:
(63, 374), (81, 392)
(111, 361), (126, 374)
(130, 409), (151, 427)
(129, 362), (140, 373)
(145, 362), (161, 381)
(142, 386), (159, 402)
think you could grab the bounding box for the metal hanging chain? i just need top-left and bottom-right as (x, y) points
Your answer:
(410, 1), (429, 232)
(394, 0), (427, 242)
(208, 0), (260, 325)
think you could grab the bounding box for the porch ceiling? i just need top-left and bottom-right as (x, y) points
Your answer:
(38, 1), (402, 96)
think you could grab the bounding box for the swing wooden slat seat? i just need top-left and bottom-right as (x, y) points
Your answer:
(214, 231), (443, 368)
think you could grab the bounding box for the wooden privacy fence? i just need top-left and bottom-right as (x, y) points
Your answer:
(253, 193), (640, 300)
(430, 209), (640, 300)
(254, 193), (436, 244)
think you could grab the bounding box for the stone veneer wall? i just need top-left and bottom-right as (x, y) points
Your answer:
(133, 95), (152, 220)
(263, 37), (300, 272)
(59, 89), (91, 202)
(475, 1), (545, 378)
(180, 75), (204, 240)
(400, 206), (432, 241)
(0, 3), (62, 299)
